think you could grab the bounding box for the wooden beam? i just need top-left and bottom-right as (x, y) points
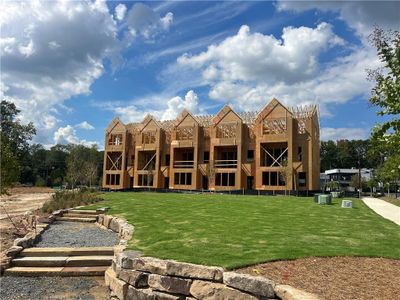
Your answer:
(142, 153), (157, 170)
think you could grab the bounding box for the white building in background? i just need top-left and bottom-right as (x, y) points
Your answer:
(322, 168), (374, 190)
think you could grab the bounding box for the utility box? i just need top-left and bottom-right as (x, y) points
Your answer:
(342, 200), (353, 208)
(314, 193), (323, 203)
(318, 194), (332, 205)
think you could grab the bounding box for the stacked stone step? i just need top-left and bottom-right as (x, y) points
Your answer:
(106, 252), (278, 300)
(55, 209), (99, 223)
(4, 247), (114, 277)
(106, 251), (321, 300)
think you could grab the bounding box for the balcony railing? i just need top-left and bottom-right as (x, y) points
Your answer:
(214, 159), (237, 168)
(173, 160), (194, 168)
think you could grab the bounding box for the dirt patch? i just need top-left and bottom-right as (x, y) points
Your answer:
(4, 186), (54, 195)
(237, 257), (400, 300)
(0, 187), (53, 260)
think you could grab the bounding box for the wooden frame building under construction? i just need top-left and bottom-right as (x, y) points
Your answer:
(102, 98), (320, 192)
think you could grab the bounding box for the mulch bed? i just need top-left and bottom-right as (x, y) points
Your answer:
(237, 257), (400, 300)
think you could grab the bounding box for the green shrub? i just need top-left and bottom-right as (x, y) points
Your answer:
(79, 186), (98, 193)
(35, 177), (46, 187)
(42, 190), (102, 213)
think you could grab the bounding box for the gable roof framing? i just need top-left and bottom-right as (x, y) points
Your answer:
(255, 98), (292, 124)
(212, 105), (243, 127)
(174, 109), (199, 128)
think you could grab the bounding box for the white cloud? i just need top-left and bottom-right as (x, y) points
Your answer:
(48, 41), (61, 50)
(115, 3), (127, 21)
(18, 39), (35, 57)
(178, 23), (343, 85)
(173, 24), (379, 112)
(276, 1), (400, 38)
(76, 121), (95, 130)
(212, 45), (379, 111)
(161, 90), (200, 120)
(123, 3), (173, 41)
(43, 115), (59, 130)
(54, 125), (97, 146)
(0, 0), (173, 144)
(98, 90), (201, 123)
(169, 22), (382, 114)
(160, 12), (173, 30)
(54, 125), (79, 144)
(113, 105), (157, 123)
(0, 0), (117, 143)
(321, 127), (369, 141)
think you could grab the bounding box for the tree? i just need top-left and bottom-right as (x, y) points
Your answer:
(350, 174), (367, 191)
(325, 181), (340, 192)
(0, 100), (36, 193)
(337, 140), (353, 168)
(0, 141), (20, 194)
(47, 144), (69, 186)
(320, 139), (380, 172)
(366, 177), (379, 196)
(367, 28), (400, 191)
(376, 153), (400, 195)
(279, 158), (292, 194)
(1, 100), (36, 158)
(66, 144), (102, 188)
(368, 27), (400, 153)
(66, 145), (85, 188)
(320, 140), (339, 171)
(83, 146), (100, 187)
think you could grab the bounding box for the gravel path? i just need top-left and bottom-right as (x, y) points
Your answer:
(0, 276), (109, 300)
(35, 221), (119, 247)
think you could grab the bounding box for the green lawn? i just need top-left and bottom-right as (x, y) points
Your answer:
(84, 192), (400, 269)
(380, 196), (400, 207)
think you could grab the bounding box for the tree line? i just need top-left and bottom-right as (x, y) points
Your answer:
(320, 139), (382, 172)
(1, 100), (103, 194)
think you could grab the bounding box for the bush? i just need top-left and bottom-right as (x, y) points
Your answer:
(42, 190), (103, 213)
(35, 177), (46, 187)
(79, 186), (98, 193)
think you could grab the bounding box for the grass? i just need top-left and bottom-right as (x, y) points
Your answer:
(379, 196), (400, 207)
(84, 192), (400, 269)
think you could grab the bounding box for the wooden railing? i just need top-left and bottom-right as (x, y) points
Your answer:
(173, 160), (194, 168)
(214, 160), (237, 168)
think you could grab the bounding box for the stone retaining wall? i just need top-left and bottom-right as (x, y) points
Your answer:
(98, 215), (320, 300)
(96, 213), (134, 247)
(0, 209), (57, 274)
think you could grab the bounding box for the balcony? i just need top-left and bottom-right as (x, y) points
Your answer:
(214, 146), (237, 169)
(173, 147), (194, 169)
(260, 142), (288, 167)
(105, 152), (123, 171)
(138, 150), (156, 171)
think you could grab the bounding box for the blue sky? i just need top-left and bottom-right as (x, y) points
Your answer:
(1, 1), (399, 148)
